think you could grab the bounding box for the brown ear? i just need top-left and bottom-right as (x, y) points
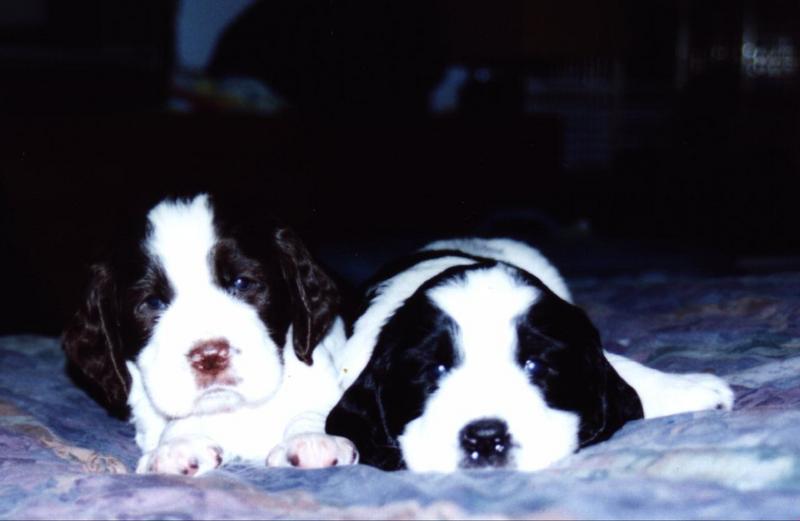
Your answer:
(62, 263), (131, 415)
(273, 227), (340, 365)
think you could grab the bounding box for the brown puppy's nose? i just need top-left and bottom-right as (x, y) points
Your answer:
(188, 339), (230, 375)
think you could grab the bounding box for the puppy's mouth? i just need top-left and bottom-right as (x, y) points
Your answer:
(459, 447), (517, 470)
(192, 387), (244, 414)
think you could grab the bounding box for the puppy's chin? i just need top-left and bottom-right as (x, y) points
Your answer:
(191, 388), (246, 415)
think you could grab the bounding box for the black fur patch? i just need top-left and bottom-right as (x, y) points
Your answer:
(510, 269), (644, 447)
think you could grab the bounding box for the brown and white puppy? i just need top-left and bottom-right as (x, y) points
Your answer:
(63, 194), (357, 476)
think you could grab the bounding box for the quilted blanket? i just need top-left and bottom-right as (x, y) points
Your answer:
(2, 272), (800, 519)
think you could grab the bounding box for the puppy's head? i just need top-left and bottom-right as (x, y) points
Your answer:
(62, 194), (339, 419)
(326, 262), (642, 472)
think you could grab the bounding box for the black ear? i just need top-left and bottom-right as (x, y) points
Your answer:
(578, 351), (644, 448)
(273, 227), (340, 365)
(524, 291), (644, 449)
(62, 263), (131, 417)
(326, 371), (406, 470)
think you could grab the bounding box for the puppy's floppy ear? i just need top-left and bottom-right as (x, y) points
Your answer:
(273, 226), (340, 365)
(326, 371), (405, 471)
(578, 339), (644, 447)
(523, 290), (643, 447)
(62, 263), (131, 416)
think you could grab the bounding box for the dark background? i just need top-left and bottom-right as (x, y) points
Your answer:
(1, 0), (798, 336)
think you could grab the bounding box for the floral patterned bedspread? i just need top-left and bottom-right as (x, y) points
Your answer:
(2, 272), (800, 520)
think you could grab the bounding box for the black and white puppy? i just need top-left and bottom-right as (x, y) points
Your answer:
(63, 194), (357, 476)
(326, 238), (734, 472)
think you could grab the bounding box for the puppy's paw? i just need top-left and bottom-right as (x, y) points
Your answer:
(646, 372), (735, 418)
(266, 433), (358, 469)
(136, 437), (223, 476)
(675, 372), (735, 411)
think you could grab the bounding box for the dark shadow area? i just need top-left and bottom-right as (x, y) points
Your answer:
(1, 0), (798, 335)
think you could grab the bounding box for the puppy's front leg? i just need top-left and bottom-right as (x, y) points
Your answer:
(605, 351), (734, 418)
(266, 411), (358, 468)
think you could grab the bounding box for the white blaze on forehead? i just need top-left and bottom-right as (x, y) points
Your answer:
(427, 266), (539, 364)
(145, 194), (217, 293)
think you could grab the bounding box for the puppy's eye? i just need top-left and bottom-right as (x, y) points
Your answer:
(228, 276), (259, 294)
(232, 277), (253, 291)
(432, 363), (450, 379)
(142, 296), (167, 312)
(523, 358), (546, 379)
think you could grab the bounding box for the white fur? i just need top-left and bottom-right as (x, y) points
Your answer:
(398, 267), (579, 472)
(130, 195), (355, 475)
(604, 352), (734, 418)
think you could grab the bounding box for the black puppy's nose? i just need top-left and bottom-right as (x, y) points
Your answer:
(188, 338), (230, 375)
(459, 418), (511, 467)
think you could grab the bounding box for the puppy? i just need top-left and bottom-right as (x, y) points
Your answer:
(326, 238), (734, 472)
(63, 194), (357, 476)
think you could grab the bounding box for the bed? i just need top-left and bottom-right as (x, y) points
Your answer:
(2, 271), (799, 519)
